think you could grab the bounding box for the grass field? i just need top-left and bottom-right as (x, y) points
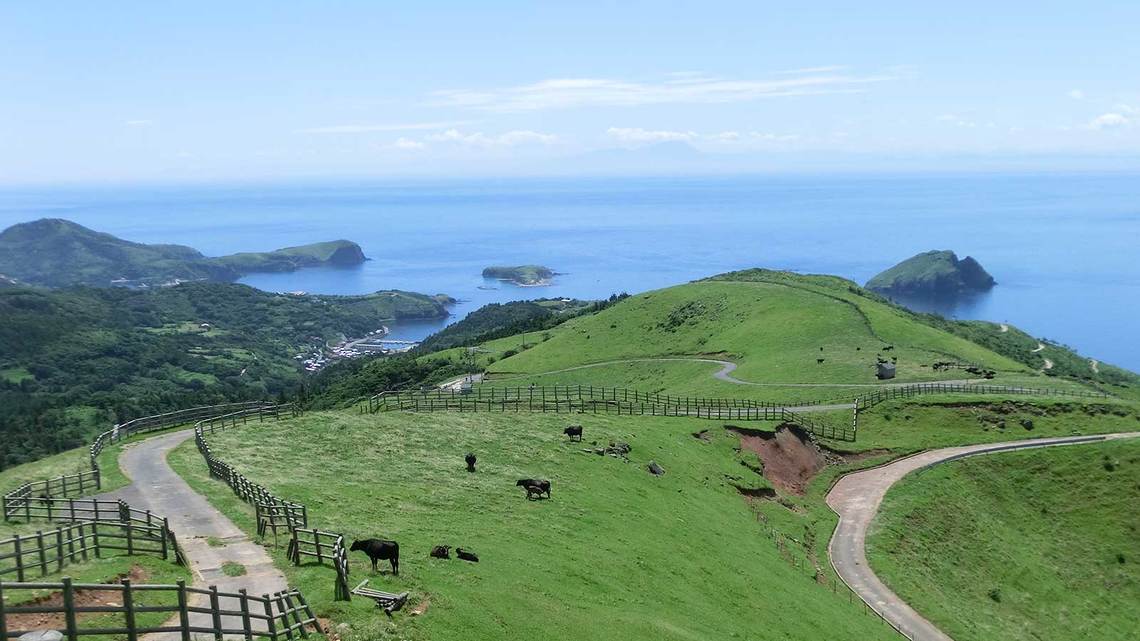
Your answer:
(167, 410), (899, 641)
(867, 438), (1140, 641)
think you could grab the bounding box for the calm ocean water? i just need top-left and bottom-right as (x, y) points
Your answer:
(2, 173), (1138, 371)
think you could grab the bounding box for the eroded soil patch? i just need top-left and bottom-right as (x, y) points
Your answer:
(5, 565), (150, 630)
(727, 424), (885, 495)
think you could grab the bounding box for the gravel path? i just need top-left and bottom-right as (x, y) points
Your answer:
(825, 431), (1140, 641)
(100, 430), (288, 639)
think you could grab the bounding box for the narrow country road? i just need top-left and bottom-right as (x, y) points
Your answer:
(826, 431), (1140, 641)
(99, 429), (288, 639)
(485, 357), (981, 389)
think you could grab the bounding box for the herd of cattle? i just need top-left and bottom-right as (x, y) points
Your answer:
(348, 423), (584, 576)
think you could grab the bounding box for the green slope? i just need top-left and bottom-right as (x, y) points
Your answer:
(867, 438), (1140, 641)
(168, 410), (897, 641)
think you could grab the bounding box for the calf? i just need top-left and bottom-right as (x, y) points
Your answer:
(430, 545), (451, 559)
(465, 452), (477, 473)
(516, 478), (551, 499)
(350, 539), (400, 575)
(456, 548), (479, 563)
(563, 425), (583, 442)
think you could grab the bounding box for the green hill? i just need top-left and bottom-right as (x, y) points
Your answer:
(866, 249), (995, 297)
(0, 219), (367, 288)
(868, 438), (1140, 641)
(0, 282), (449, 469)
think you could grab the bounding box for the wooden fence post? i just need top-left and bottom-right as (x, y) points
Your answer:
(62, 577), (79, 641)
(262, 595), (279, 640)
(239, 589), (254, 641)
(177, 580), (191, 641)
(123, 578), (139, 641)
(210, 585), (224, 641)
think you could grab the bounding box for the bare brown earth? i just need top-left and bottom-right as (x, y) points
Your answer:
(5, 565), (150, 630)
(729, 425), (886, 494)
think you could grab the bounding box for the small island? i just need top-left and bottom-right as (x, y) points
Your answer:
(482, 265), (556, 287)
(866, 250), (995, 297)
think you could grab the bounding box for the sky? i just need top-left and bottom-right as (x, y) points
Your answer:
(2, 1), (1139, 184)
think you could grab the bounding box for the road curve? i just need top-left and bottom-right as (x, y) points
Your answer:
(826, 431), (1140, 641)
(486, 357), (981, 389)
(99, 430), (288, 638)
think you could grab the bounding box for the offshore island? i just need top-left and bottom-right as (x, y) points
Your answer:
(481, 264), (557, 286)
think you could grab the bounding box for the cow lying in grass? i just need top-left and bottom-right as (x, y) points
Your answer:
(350, 538), (400, 575)
(516, 478), (551, 499)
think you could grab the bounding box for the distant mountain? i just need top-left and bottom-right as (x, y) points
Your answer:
(0, 219), (367, 288)
(866, 250), (995, 297)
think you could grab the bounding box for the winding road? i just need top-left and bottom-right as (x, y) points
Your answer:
(99, 430), (287, 639)
(826, 431), (1140, 641)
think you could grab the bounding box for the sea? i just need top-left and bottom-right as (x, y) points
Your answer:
(1, 173), (1138, 371)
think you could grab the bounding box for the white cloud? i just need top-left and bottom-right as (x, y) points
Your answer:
(424, 129), (558, 147)
(1086, 112), (1130, 130)
(607, 127), (799, 147)
(431, 69), (897, 112)
(936, 114), (977, 128)
(606, 127), (697, 144)
(1068, 89), (1085, 100)
(298, 121), (471, 134)
(392, 137), (426, 150)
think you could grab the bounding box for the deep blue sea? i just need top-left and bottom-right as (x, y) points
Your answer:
(2, 173), (1138, 371)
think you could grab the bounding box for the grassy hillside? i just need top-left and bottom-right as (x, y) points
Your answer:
(867, 438), (1140, 641)
(0, 282), (449, 469)
(168, 411), (897, 641)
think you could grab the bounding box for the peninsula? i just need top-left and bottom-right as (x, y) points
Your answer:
(482, 265), (556, 286)
(0, 218), (368, 288)
(866, 250), (995, 298)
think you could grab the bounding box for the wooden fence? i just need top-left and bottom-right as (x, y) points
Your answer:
(367, 385), (855, 441)
(0, 515), (184, 582)
(287, 529), (351, 602)
(193, 406), (309, 536)
(852, 381), (1109, 411)
(0, 577), (320, 641)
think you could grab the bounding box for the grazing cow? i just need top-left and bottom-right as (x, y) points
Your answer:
(430, 545), (451, 559)
(816, 358), (825, 364)
(883, 345), (894, 351)
(523, 484), (546, 500)
(350, 539), (400, 575)
(456, 548), (479, 563)
(516, 478), (551, 498)
(563, 425), (583, 442)
(465, 452), (477, 473)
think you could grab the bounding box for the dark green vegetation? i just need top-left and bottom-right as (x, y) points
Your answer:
(866, 250), (995, 297)
(0, 219), (366, 288)
(481, 265), (555, 286)
(416, 297), (618, 353)
(868, 438), (1140, 641)
(0, 282), (448, 468)
(169, 411), (898, 641)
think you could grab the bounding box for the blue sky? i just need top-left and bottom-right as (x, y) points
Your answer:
(2, 1), (1139, 184)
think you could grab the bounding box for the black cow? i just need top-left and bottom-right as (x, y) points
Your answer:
(430, 545), (451, 559)
(456, 548), (479, 563)
(516, 478), (551, 498)
(465, 452), (477, 473)
(350, 539), (400, 575)
(816, 358), (825, 364)
(563, 425), (583, 442)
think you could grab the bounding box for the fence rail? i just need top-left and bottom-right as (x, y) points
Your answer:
(1, 514), (184, 582)
(853, 382), (1109, 411)
(0, 577), (320, 641)
(367, 386), (854, 441)
(287, 528), (351, 601)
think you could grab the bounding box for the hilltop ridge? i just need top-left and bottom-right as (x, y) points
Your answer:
(0, 218), (367, 288)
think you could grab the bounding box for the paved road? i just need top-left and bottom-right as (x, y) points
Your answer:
(485, 357), (982, 389)
(825, 431), (1140, 641)
(100, 430), (288, 639)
